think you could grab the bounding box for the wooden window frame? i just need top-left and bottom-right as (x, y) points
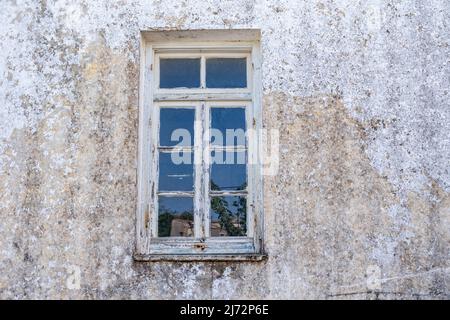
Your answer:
(135, 30), (265, 261)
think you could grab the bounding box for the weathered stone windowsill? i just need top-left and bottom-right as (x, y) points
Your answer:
(133, 253), (268, 262)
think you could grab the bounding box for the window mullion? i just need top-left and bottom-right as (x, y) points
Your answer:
(200, 55), (206, 89)
(194, 102), (203, 239)
(202, 101), (211, 238)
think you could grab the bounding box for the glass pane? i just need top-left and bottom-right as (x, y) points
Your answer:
(206, 58), (247, 88)
(210, 196), (247, 236)
(158, 196), (194, 237)
(210, 151), (246, 191)
(160, 58), (200, 88)
(159, 152), (193, 191)
(160, 108), (194, 147)
(211, 107), (246, 147)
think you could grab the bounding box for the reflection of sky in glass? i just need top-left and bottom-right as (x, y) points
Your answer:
(210, 196), (247, 236)
(211, 108), (246, 147)
(160, 58), (200, 88)
(158, 196), (193, 237)
(206, 58), (247, 88)
(159, 196), (193, 214)
(211, 151), (247, 191)
(159, 108), (194, 146)
(159, 152), (193, 191)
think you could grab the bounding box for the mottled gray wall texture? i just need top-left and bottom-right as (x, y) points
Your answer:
(0, 0), (449, 299)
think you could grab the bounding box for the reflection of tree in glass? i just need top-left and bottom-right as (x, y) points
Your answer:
(234, 196), (247, 233)
(158, 205), (193, 237)
(210, 181), (247, 236)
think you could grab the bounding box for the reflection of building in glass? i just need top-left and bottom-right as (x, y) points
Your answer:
(211, 222), (228, 236)
(170, 218), (194, 237)
(210, 219), (244, 237)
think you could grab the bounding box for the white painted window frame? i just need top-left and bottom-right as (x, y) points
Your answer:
(136, 31), (264, 261)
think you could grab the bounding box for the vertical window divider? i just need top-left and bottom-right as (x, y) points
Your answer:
(245, 101), (254, 238)
(202, 101), (211, 238)
(150, 103), (160, 238)
(200, 55), (206, 89)
(194, 102), (203, 239)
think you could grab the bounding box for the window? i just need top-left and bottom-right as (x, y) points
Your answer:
(136, 30), (264, 261)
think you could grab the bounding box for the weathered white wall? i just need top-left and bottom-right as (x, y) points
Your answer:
(0, 0), (449, 299)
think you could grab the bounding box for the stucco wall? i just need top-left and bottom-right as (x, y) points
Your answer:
(1, 0), (449, 299)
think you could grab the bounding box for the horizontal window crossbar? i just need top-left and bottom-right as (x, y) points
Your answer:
(157, 191), (194, 197)
(154, 48), (252, 54)
(209, 190), (247, 196)
(158, 146), (194, 152)
(210, 146), (247, 152)
(158, 147), (247, 152)
(154, 92), (252, 102)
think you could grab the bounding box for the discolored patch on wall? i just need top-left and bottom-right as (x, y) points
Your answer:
(262, 92), (449, 299)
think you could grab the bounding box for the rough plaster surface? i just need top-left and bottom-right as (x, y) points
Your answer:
(0, 0), (449, 299)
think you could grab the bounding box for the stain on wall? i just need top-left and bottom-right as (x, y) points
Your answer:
(0, 0), (449, 299)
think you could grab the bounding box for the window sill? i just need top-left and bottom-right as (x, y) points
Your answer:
(133, 253), (267, 262)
